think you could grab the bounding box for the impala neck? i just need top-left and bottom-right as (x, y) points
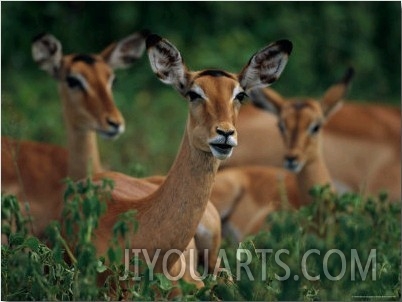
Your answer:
(66, 127), (102, 180)
(297, 146), (333, 205)
(143, 119), (220, 269)
(60, 88), (102, 180)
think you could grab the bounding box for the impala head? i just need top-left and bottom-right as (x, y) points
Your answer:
(250, 67), (354, 172)
(31, 31), (148, 139)
(146, 34), (292, 160)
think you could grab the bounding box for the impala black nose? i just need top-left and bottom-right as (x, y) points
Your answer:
(107, 118), (121, 130)
(285, 155), (298, 164)
(216, 128), (235, 138)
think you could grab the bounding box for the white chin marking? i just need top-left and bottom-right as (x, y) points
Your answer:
(210, 146), (233, 160)
(285, 162), (303, 173)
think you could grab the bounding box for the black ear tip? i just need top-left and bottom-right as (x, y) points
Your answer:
(146, 34), (162, 49)
(276, 39), (293, 55)
(32, 32), (48, 43)
(342, 67), (355, 83)
(139, 29), (151, 38)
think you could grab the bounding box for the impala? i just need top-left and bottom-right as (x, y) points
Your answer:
(211, 68), (355, 242)
(1, 31), (148, 238)
(144, 175), (222, 275)
(222, 72), (400, 200)
(89, 34), (292, 286)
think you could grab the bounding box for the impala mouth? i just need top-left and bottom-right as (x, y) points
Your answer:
(283, 160), (303, 173)
(97, 126), (125, 140)
(209, 136), (237, 160)
(209, 143), (233, 160)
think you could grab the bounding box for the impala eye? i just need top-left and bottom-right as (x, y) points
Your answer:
(235, 91), (248, 103)
(186, 91), (202, 102)
(66, 75), (84, 90)
(309, 123), (321, 135)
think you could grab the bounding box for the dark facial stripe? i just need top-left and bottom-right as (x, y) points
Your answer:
(196, 69), (234, 79)
(289, 107), (304, 149)
(72, 54), (96, 65)
(292, 101), (309, 110)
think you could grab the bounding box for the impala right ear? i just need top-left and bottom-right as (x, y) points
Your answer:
(32, 33), (63, 78)
(146, 34), (188, 94)
(321, 67), (355, 118)
(249, 87), (285, 116)
(100, 30), (149, 70)
(238, 39), (293, 91)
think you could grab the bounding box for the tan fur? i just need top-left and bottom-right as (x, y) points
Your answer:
(145, 175), (221, 272)
(86, 34), (292, 287)
(1, 33), (146, 239)
(212, 70), (374, 242)
(223, 90), (400, 200)
(211, 166), (298, 242)
(91, 75), (237, 273)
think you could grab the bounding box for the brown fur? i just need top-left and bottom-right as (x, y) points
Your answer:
(86, 34), (292, 288)
(212, 70), (379, 241)
(223, 90), (400, 200)
(1, 32), (146, 239)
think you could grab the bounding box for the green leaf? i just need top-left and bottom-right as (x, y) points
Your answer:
(155, 273), (173, 291)
(96, 260), (107, 273)
(23, 237), (40, 251)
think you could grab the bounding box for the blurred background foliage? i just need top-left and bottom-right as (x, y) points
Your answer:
(2, 2), (401, 175)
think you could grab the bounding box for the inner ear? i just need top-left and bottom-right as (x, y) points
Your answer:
(238, 39), (292, 91)
(100, 30), (149, 70)
(321, 98), (343, 119)
(31, 33), (63, 78)
(146, 34), (189, 94)
(321, 67), (354, 118)
(249, 88), (284, 116)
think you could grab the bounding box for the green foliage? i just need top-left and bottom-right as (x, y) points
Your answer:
(1, 178), (189, 301)
(1, 182), (401, 300)
(213, 186), (401, 301)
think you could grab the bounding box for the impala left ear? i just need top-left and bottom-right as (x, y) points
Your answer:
(321, 67), (355, 118)
(146, 34), (189, 95)
(100, 29), (149, 70)
(249, 87), (285, 117)
(32, 33), (63, 78)
(238, 39), (293, 91)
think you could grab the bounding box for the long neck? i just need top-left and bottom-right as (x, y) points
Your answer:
(60, 88), (102, 180)
(66, 126), (102, 180)
(140, 121), (220, 270)
(297, 141), (333, 205)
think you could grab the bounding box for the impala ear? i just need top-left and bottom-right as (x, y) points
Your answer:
(100, 29), (149, 70)
(32, 33), (63, 78)
(146, 34), (188, 94)
(249, 87), (285, 116)
(321, 67), (354, 118)
(238, 39), (292, 91)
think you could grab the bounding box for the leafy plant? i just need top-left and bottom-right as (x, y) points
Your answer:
(1, 183), (400, 300)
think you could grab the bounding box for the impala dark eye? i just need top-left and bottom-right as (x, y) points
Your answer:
(66, 75), (84, 90)
(235, 91), (248, 103)
(310, 123), (321, 135)
(186, 91), (202, 102)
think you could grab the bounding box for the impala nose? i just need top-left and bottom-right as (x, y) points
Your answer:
(284, 155), (301, 172)
(216, 127), (235, 138)
(107, 118), (122, 131)
(98, 117), (125, 139)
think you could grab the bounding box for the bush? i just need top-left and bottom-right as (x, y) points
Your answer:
(1, 184), (400, 300)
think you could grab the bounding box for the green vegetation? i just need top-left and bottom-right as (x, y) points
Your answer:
(2, 2), (401, 175)
(1, 3), (401, 300)
(2, 182), (400, 300)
